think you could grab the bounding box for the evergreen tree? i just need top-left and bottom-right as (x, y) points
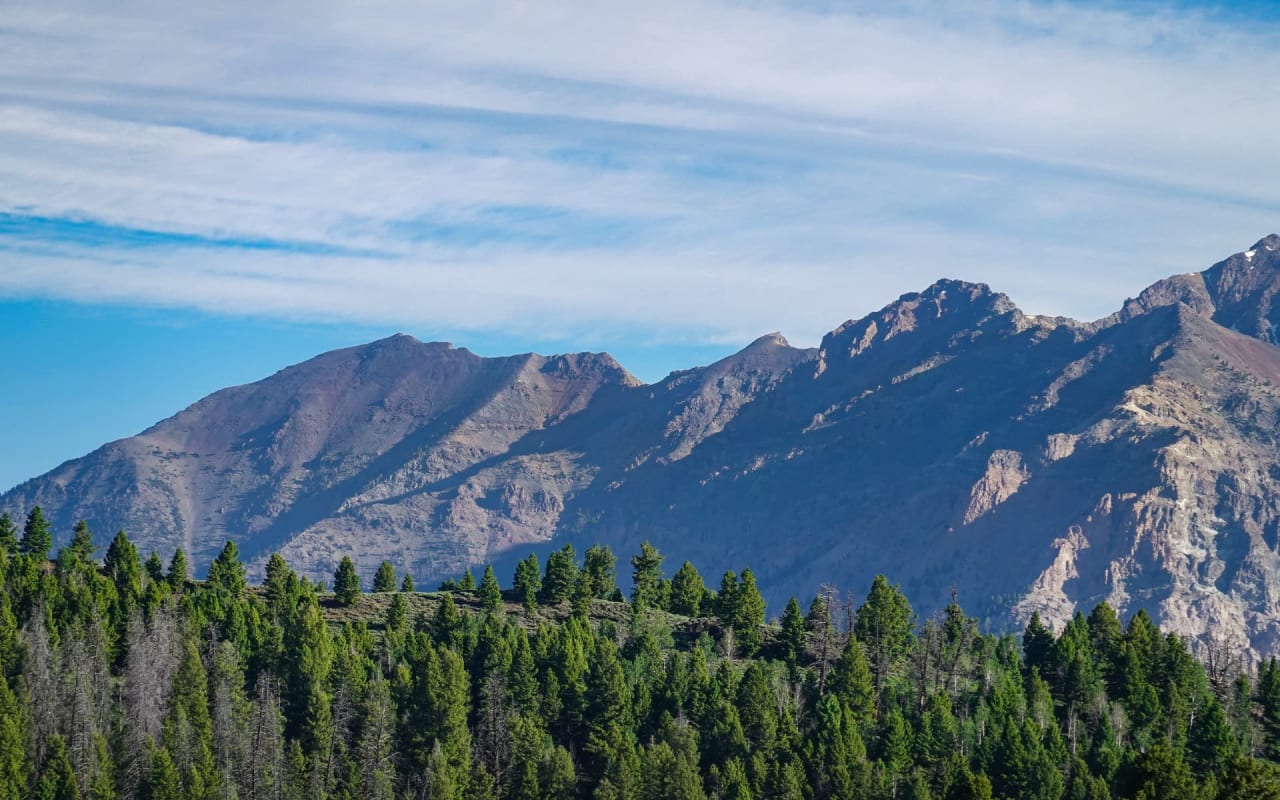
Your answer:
(459, 569), (476, 591)
(855, 575), (915, 708)
(0, 513), (16, 556)
(478, 564), (502, 611)
(35, 736), (78, 800)
(541, 545), (578, 605)
(143, 745), (183, 800)
(166, 548), (187, 590)
(401, 572), (416, 592)
(581, 545), (617, 599)
(0, 676), (27, 799)
(630, 542), (665, 609)
(373, 561), (397, 593)
(66, 520), (94, 562)
(732, 569), (766, 657)
(379, 593), (404, 637)
(780, 596), (806, 664)
(143, 552), (165, 584)
(670, 561), (706, 617)
(513, 554), (541, 610)
(206, 541), (247, 596)
(21, 505), (53, 560)
(829, 634), (876, 722)
(333, 557), (361, 607)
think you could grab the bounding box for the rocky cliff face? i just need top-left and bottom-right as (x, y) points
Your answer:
(8, 237), (1280, 657)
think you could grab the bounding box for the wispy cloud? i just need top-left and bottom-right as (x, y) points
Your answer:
(1, 0), (1278, 347)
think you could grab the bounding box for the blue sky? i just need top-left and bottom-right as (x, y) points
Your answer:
(1, 0), (1279, 492)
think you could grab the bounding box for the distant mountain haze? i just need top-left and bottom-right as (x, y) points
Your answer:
(8, 235), (1280, 655)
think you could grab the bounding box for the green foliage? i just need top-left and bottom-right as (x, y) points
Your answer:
(0, 513), (17, 556)
(401, 572), (415, 592)
(855, 574), (915, 708)
(206, 540), (247, 596)
(478, 564), (502, 611)
(333, 556), (360, 607)
(22, 505), (53, 559)
(670, 561), (706, 617)
(541, 545), (578, 605)
(581, 544), (617, 599)
(166, 548), (187, 590)
(0, 527), (1270, 800)
(630, 541), (664, 610)
(513, 554), (541, 610)
(372, 560), (397, 593)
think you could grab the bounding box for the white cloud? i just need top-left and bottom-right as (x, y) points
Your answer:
(0, 0), (1278, 349)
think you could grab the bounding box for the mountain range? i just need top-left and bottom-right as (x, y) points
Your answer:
(7, 235), (1280, 656)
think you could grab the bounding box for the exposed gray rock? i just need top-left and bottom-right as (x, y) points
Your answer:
(8, 236), (1280, 659)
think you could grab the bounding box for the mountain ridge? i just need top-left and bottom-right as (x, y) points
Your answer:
(7, 235), (1280, 656)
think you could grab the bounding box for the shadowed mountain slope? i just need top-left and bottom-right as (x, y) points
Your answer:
(8, 236), (1280, 655)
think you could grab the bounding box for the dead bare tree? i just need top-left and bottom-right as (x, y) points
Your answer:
(209, 640), (250, 800)
(246, 673), (286, 800)
(357, 678), (397, 800)
(20, 604), (58, 769)
(120, 604), (181, 794)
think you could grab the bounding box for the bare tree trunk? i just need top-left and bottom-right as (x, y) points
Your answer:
(120, 605), (181, 794)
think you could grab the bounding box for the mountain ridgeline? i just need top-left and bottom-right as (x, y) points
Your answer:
(7, 236), (1280, 656)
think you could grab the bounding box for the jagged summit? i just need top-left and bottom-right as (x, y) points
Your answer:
(10, 236), (1280, 656)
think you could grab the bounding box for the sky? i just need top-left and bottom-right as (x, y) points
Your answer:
(1, 0), (1279, 493)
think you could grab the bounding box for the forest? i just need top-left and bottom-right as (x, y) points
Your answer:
(1, 505), (1279, 800)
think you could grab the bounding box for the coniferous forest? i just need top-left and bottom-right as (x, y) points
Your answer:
(2, 507), (1280, 799)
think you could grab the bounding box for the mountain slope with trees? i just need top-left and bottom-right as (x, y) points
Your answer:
(2, 521), (1280, 799)
(8, 237), (1280, 656)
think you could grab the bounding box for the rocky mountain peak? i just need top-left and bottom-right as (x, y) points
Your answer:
(818, 278), (1020, 366)
(13, 237), (1280, 657)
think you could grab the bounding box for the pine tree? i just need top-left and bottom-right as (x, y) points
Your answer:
(143, 745), (183, 800)
(513, 554), (541, 611)
(143, 552), (165, 584)
(0, 675), (27, 799)
(1188, 695), (1238, 775)
(829, 634), (876, 722)
(333, 557), (360, 607)
(780, 597), (806, 665)
(478, 565), (502, 611)
(386, 592), (408, 633)
(35, 735), (78, 800)
(207, 541), (247, 596)
(21, 506), (53, 560)
(0, 514), (17, 556)
(373, 561), (397, 593)
(459, 569), (476, 592)
(541, 545), (578, 606)
(855, 575), (915, 709)
(630, 542), (665, 610)
(733, 569), (766, 657)
(67, 520), (94, 562)
(166, 549), (187, 590)
(581, 545), (617, 599)
(401, 572), (416, 592)
(670, 561), (706, 617)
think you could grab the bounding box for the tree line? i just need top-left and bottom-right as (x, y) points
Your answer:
(1, 505), (1279, 799)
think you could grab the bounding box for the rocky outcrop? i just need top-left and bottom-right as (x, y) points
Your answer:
(8, 236), (1280, 658)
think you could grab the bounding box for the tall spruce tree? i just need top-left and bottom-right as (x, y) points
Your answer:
(513, 554), (541, 610)
(541, 545), (578, 605)
(670, 561), (706, 617)
(372, 561), (397, 593)
(21, 506), (52, 560)
(0, 513), (17, 556)
(333, 557), (361, 607)
(478, 564), (502, 611)
(631, 542), (665, 610)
